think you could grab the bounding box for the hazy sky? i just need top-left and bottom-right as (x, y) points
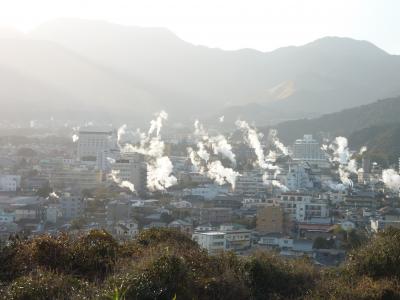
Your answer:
(0, 0), (399, 53)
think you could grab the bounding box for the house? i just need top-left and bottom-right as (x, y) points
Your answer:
(168, 219), (193, 235)
(115, 219), (139, 239)
(258, 234), (293, 249)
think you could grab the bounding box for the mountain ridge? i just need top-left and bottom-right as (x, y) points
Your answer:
(1, 18), (400, 125)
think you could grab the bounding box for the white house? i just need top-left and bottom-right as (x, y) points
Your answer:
(192, 231), (226, 254)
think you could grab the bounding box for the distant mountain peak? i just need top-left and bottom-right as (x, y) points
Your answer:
(304, 36), (388, 56)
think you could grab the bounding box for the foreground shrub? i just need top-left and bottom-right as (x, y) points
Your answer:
(103, 254), (195, 300)
(244, 252), (316, 299)
(133, 227), (198, 249)
(200, 252), (249, 300)
(1, 270), (91, 300)
(69, 230), (119, 280)
(347, 227), (400, 279)
(310, 273), (400, 299)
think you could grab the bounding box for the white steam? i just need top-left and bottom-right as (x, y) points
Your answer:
(110, 170), (135, 192)
(382, 169), (400, 191)
(122, 111), (177, 191)
(117, 124), (127, 144)
(236, 120), (288, 191)
(323, 136), (367, 189)
(188, 120), (239, 188)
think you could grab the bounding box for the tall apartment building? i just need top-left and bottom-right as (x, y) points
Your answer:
(292, 135), (326, 162)
(112, 153), (147, 193)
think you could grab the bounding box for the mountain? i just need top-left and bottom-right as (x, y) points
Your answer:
(270, 96), (400, 143)
(0, 36), (162, 124)
(348, 123), (400, 166)
(1, 18), (400, 124)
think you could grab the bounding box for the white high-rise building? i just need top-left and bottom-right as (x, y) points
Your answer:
(292, 135), (326, 162)
(77, 129), (115, 161)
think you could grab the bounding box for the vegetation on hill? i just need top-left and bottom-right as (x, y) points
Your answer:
(348, 123), (400, 166)
(271, 96), (400, 143)
(1, 227), (400, 299)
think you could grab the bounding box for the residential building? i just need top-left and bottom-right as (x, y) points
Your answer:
(276, 193), (329, 222)
(49, 168), (102, 190)
(59, 193), (85, 220)
(235, 171), (266, 198)
(192, 231), (227, 254)
(0, 175), (21, 192)
(168, 219), (193, 235)
(115, 219), (139, 239)
(199, 207), (232, 225)
(112, 153), (147, 193)
(256, 206), (285, 234)
(220, 224), (252, 251)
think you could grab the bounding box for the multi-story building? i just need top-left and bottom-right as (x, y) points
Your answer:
(49, 168), (102, 190)
(235, 171), (266, 197)
(292, 135), (326, 162)
(77, 129), (115, 161)
(199, 207), (232, 225)
(0, 175), (21, 192)
(276, 193), (329, 222)
(192, 231), (227, 254)
(220, 224), (252, 251)
(59, 193), (85, 220)
(256, 206), (285, 234)
(112, 153), (147, 193)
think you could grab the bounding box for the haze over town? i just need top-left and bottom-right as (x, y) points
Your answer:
(1, 1), (400, 299)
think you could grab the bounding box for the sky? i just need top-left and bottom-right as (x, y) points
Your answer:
(0, 0), (399, 54)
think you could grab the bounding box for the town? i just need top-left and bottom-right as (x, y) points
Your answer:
(1, 114), (398, 268)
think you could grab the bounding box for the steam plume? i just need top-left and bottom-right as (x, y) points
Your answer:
(110, 170), (135, 192)
(382, 169), (400, 191)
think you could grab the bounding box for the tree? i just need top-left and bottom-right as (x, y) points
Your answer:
(36, 184), (52, 198)
(313, 237), (335, 249)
